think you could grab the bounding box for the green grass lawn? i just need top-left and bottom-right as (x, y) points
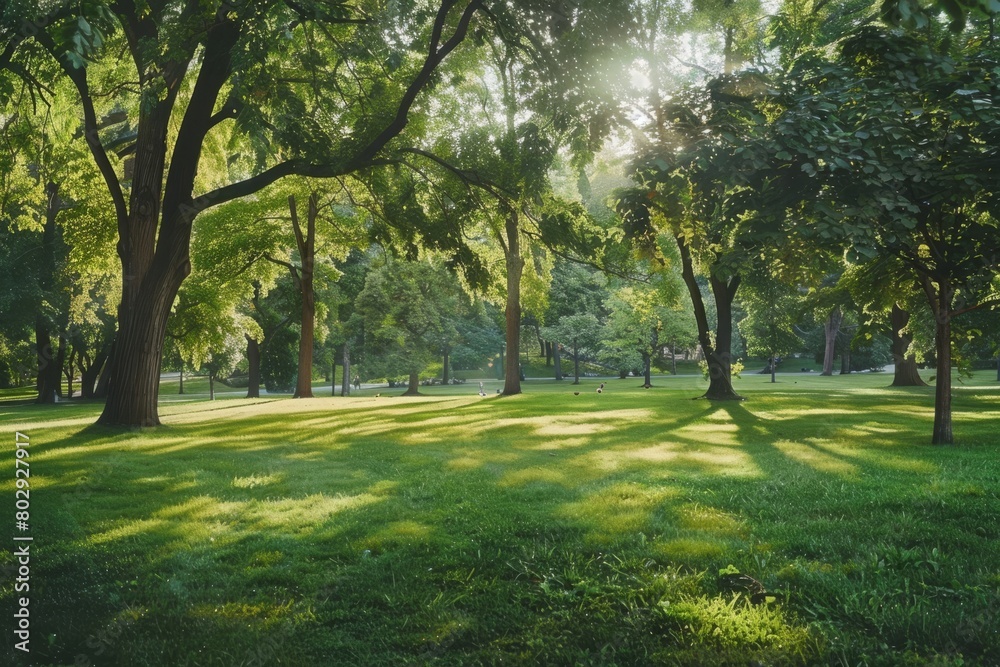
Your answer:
(2, 371), (999, 665)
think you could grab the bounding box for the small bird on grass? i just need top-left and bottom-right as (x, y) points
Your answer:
(596, 387), (602, 393)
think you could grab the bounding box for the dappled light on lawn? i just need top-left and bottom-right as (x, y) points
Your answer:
(558, 482), (679, 543)
(3, 377), (1000, 664)
(771, 439), (860, 478)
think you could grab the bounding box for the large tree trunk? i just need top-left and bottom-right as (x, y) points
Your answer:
(209, 370), (215, 401)
(645, 325), (658, 387)
(294, 296), (315, 397)
(403, 371), (421, 396)
(97, 102), (194, 425)
(442, 345), (450, 385)
(502, 211), (523, 396)
(291, 195), (317, 399)
(770, 354), (776, 383)
(889, 304), (927, 387)
(554, 343), (562, 380)
(97, 288), (177, 428)
(246, 335), (261, 398)
(99, 270), (182, 426)
(821, 307), (842, 376)
(706, 275), (742, 399)
(676, 236), (743, 400)
(545, 341), (552, 367)
(178, 365), (185, 395)
(927, 281), (954, 445)
(932, 311), (953, 444)
(671, 339), (677, 376)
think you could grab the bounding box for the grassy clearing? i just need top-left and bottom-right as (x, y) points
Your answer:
(2, 371), (999, 666)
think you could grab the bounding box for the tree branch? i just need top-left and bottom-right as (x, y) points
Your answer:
(189, 2), (480, 219)
(401, 147), (516, 201)
(953, 297), (1000, 317)
(34, 31), (128, 229)
(349, 0), (483, 167)
(207, 98), (243, 131)
(161, 11), (243, 229)
(190, 158), (395, 213)
(264, 253), (301, 286)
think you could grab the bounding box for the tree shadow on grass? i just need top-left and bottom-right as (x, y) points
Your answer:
(8, 387), (1000, 665)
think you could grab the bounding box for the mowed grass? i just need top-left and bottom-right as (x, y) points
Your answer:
(1, 371), (999, 666)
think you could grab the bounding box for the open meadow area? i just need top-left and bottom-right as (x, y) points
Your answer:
(3, 372), (1000, 666)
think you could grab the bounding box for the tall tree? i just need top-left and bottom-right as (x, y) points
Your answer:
(9, 0), (569, 426)
(543, 313), (602, 385)
(766, 28), (1000, 443)
(620, 71), (779, 400)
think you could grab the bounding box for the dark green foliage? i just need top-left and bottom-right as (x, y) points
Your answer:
(450, 303), (504, 371)
(262, 325), (299, 393)
(850, 335), (895, 372)
(355, 259), (464, 383)
(545, 261), (610, 324)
